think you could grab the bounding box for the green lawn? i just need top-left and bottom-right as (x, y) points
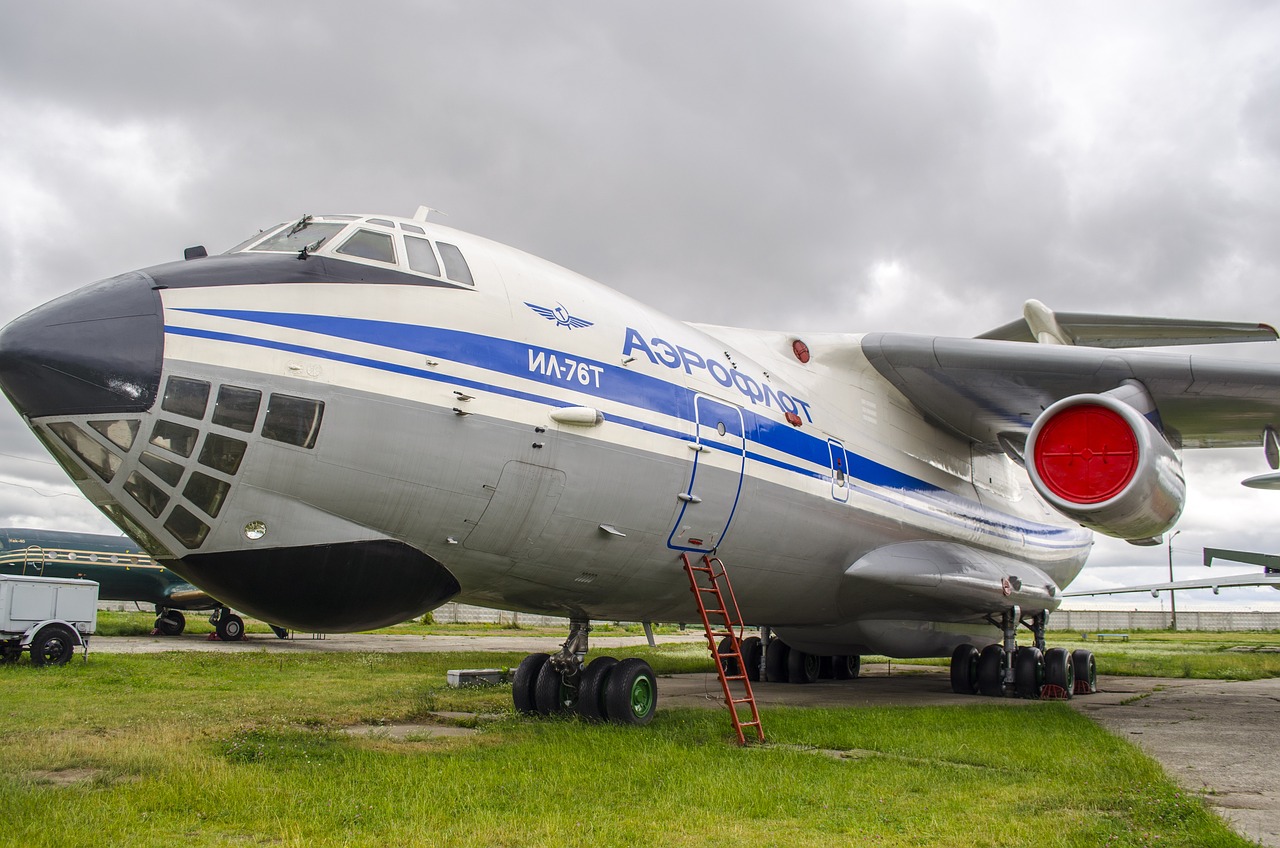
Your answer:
(0, 646), (1254, 847)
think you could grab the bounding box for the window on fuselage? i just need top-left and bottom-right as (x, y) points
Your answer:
(404, 236), (442, 277)
(336, 229), (396, 264)
(437, 242), (474, 286)
(262, 394), (324, 449)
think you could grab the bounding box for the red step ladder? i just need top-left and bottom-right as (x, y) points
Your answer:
(682, 552), (765, 745)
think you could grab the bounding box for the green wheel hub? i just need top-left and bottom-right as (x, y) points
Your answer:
(629, 674), (655, 717)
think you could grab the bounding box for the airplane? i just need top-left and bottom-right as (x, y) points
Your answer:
(0, 526), (269, 640)
(1, 207), (1278, 726)
(1064, 547), (1280, 598)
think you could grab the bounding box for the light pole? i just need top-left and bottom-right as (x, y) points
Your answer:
(1167, 530), (1181, 630)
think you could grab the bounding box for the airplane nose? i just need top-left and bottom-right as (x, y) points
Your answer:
(0, 271), (164, 418)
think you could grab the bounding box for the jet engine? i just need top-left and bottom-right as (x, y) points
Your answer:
(1026, 392), (1185, 541)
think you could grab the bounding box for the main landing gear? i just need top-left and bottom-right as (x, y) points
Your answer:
(949, 606), (1097, 700)
(208, 607), (245, 642)
(512, 618), (658, 725)
(728, 628), (862, 685)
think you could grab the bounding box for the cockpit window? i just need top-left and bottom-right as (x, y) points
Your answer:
(249, 222), (346, 254)
(404, 236), (441, 277)
(437, 242), (474, 286)
(336, 229), (396, 264)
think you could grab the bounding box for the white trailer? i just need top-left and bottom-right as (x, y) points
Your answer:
(0, 574), (98, 666)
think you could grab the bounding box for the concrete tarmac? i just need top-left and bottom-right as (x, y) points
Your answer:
(90, 633), (1279, 846)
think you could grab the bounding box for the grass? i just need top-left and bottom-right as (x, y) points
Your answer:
(0, 645), (1255, 847)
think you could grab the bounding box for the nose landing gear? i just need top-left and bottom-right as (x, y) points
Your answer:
(511, 618), (658, 725)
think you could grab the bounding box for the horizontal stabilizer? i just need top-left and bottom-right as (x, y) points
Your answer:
(1065, 573), (1280, 597)
(979, 299), (1277, 348)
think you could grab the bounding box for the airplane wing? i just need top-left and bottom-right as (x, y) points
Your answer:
(861, 301), (1280, 453)
(1064, 573), (1280, 597)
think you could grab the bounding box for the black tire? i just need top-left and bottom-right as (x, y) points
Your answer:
(787, 648), (820, 684)
(216, 613), (245, 642)
(604, 658), (657, 725)
(739, 636), (762, 682)
(977, 644), (1005, 697)
(575, 656), (618, 722)
(764, 638), (789, 683)
(950, 644), (980, 695)
(1014, 646), (1045, 699)
(512, 652), (550, 715)
(817, 656), (835, 679)
(833, 655), (861, 680)
(155, 610), (185, 637)
(1, 641), (21, 663)
(533, 661), (572, 715)
(30, 624), (76, 667)
(1043, 647), (1074, 699)
(1072, 649), (1097, 694)
(717, 635), (740, 676)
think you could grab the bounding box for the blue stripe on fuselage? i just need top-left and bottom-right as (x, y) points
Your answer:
(166, 309), (1082, 544)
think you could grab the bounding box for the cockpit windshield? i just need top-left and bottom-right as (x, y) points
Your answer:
(247, 222), (348, 254)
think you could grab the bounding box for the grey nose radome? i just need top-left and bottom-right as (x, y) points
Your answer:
(0, 271), (164, 419)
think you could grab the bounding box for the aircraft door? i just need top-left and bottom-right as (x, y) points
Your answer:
(828, 439), (850, 502)
(668, 395), (746, 553)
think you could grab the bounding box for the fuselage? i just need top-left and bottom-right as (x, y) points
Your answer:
(0, 212), (1092, 655)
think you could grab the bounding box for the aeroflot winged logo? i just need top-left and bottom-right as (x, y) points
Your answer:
(525, 301), (593, 330)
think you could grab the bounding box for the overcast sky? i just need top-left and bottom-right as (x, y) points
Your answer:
(3, 1), (1280, 610)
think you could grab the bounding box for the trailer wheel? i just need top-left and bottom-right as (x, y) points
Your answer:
(1, 641), (21, 663)
(30, 624), (76, 667)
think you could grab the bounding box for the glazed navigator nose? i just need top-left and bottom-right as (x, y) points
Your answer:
(0, 271), (164, 418)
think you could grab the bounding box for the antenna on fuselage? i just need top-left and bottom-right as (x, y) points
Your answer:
(414, 205), (448, 222)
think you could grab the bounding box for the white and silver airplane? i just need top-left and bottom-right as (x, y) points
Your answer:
(2, 208), (1279, 724)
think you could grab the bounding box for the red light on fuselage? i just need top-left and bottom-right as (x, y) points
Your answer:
(792, 339), (810, 363)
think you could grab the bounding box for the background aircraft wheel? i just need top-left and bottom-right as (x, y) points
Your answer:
(154, 611), (185, 636)
(764, 638), (789, 683)
(604, 658), (657, 725)
(976, 644), (1005, 696)
(30, 624), (76, 667)
(833, 655), (861, 680)
(950, 644), (980, 694)
(216, 613), (245, 642)
(739, 636), (762, 682)
(786, 648), (820, 684)
(512, 652), (549, 714)
(533, 662), (572, 715)
(575, 656), (617, 722)
(1071, 649), (1098, 694)
(1014, 646), (1044, 699)
(1043, 647), (1074, 699)
(717, 635), (739, 676)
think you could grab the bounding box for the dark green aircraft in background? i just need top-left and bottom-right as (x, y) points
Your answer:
(0, 527), (280, 640)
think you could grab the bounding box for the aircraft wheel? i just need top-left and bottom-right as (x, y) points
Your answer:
(787, 648), (820, 684)
(764, 638), (789, 683)
(1071, 649), (1098, 695)
(1014, 646), (1044, 699)
(950, 643), (980, 695)
(833, 655), (861, 680)
(512, 652), (550, 714)
(976, 644), (1005, 696)
(817, 656), (835, 679)
(739, 636), (762, 682)
(154, 611), (185, 637)
(1043, 648), (1074, 699)
(30, 624), (76, 667)
(533, 661), (572, 715)
(575, 656), (617, 722)
(216, 613), (245, 642)
(604, 658), (657, 725)
(717, 635), (739, 676)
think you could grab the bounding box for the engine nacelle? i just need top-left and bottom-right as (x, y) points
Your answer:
(1026, 393), (1186, 541)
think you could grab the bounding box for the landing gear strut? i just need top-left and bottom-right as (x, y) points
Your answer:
(950, 607), (1095, 699)
(153, 608), (186, 636)
(209, 607), (245, 641)
(512, 618), (657, 725)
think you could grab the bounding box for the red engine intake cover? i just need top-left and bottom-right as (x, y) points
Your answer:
(1032, 403), (1138, 504)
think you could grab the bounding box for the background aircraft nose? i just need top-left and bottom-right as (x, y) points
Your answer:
(0, 271), (164, 418)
